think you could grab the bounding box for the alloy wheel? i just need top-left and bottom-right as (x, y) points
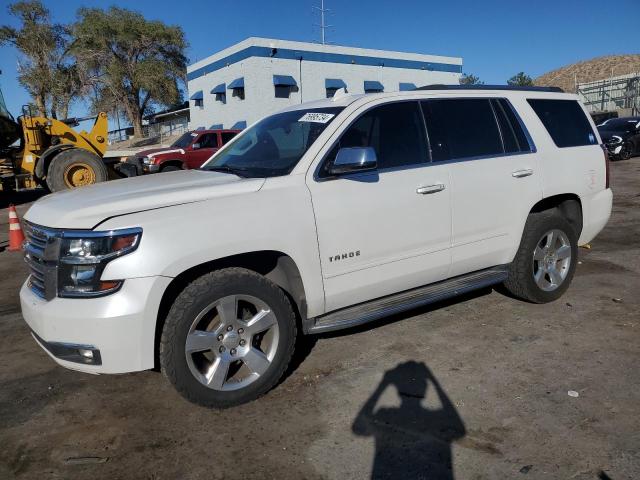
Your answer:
(184, 294), (279, 391)
(532, 229), (572, 292)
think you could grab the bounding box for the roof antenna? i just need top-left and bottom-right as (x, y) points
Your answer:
(313, 0), (332, 45)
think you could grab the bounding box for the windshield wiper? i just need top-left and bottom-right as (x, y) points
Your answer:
(205, 165), (250, 178)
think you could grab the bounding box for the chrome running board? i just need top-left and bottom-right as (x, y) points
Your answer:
(305, 266), (509, 334)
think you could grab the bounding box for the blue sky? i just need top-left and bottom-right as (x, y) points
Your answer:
(1, 0), (638, 121)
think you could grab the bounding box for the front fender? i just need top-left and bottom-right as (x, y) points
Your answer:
(35, 144), (73, 179)
(97, 177), (326, 317)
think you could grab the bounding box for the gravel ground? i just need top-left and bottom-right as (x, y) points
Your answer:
(0, 160), (639, 480)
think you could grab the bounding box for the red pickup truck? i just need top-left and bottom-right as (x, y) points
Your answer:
(125, 129), (240, 175)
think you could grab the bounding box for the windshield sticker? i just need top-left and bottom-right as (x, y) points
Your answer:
(298, 112), (335, 124)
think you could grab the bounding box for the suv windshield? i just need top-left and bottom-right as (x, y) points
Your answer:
(172, 132), (198, 148)
(203, 107), (343, 178)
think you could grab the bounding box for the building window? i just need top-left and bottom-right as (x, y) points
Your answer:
(364, 81), (384, 93)
(399, 82), (417, 91)
(273, 75), (298, 99)
(190, 90), (204, 108)
(228, 77), (245, 100)
(325, 78), (347, 98)
(210, 83), (226, 103)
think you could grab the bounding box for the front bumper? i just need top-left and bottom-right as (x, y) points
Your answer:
(114, 157), (160, 176)
(604, 142), (623, 156)
(20, 275), (172, 374)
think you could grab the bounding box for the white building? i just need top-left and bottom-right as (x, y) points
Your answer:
(186, 37), (463, 130)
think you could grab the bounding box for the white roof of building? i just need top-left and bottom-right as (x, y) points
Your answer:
(187, 37), (463, 81)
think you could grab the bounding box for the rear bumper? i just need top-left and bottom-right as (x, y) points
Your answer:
(20, 275), (172, 374)
(579, 188), (613, 245)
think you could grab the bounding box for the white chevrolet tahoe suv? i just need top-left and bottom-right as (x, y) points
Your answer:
(20, 86), (612, 408)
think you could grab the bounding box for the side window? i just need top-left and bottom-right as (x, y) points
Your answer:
(421, 98), (503, 161)
(221, 132), (238, 145)
(527, 99), (597, 148)
(492, 98), (533, 154)
(198, 133), (217, 149)
(324, 101), (428, 173)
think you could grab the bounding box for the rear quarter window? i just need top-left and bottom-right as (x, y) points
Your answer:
(527, 99), (597, 148)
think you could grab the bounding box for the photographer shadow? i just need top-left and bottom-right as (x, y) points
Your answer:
(352, 361), (466, 480)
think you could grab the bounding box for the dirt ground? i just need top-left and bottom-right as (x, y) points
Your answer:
(1, 160), (639, 480)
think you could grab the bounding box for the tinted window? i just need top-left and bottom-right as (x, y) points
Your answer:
(492, 98), (533, 153)
(172, 132), (197, 148)
(527, 99), (597, 148)
(499, 99), (533, 152)
(324, 101), (428, 172)
(198, 133), (217, 148)
(221, 132), (238, 144)
(421, 99), (503, 161)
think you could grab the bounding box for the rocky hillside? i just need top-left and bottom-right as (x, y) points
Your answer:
(535, 54), (640, 93)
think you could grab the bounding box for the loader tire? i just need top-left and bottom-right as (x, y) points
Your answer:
(46, 148), (108, 192)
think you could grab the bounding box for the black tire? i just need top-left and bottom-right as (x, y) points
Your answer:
(161, 164), (181, 172)
(160, 267), (297, 408)
(503, 211), (578, 303)
(46, 148), (108, 192)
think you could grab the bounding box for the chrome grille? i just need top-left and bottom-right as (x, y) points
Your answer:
(23, 222), (58, 300)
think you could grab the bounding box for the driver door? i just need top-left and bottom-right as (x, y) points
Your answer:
(186, 132), (218, 169)
(307, 101), (452, 312)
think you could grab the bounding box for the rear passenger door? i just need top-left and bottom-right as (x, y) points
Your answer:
(421, 98), (542, 276)
(308, 101), (452, 312)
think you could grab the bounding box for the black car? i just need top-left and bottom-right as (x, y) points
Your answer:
(597, 116), (640, 160)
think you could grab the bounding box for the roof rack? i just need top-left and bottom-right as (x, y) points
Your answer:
(416, 84), (564, 93)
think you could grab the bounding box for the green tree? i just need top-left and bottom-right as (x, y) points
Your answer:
(507, 72), (534, 87)
(460, 73), (483, 85)
(73, 7), (187, 138)
(0, 0), (77, 118)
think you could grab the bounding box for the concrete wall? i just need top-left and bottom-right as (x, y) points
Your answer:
(187, 38), (463, 130)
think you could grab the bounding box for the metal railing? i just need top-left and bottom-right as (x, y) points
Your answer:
(108, 116), (189, 146)
(578, 73), (640, 115)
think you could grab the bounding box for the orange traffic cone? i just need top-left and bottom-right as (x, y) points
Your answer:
(8, 205), (25, 252)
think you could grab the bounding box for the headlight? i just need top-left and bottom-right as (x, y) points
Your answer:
(57, 228), (142, 297)
(141, 156), (152, 164)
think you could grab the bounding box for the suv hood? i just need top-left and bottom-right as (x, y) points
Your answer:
(597, 128), (629, 143)
(24, 170), (265, 229)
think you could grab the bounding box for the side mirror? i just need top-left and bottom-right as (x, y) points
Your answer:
(192, 142), (200, 150)
(329, 147), (377, 175)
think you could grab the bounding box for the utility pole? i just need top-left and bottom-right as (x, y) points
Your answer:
(313, 0), (331, 45)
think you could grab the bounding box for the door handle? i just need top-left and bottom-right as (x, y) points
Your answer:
(512, 168), (534, 178)
(416, 183), (445, 195)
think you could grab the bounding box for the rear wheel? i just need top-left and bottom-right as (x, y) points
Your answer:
(46, 148), (108, 192)
(160, 268), (297, 408)
(503, 211), (578, 303)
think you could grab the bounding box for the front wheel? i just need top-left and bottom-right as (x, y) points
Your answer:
(160, 268), (297, 408)
(503, 211), (578, 303)
(46, 148), (108, 192)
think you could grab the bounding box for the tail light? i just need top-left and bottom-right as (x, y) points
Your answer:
(601, 144), (610, 189)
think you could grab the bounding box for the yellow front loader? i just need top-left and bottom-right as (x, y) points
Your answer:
(1, 105), (115, 192)
(18, 107), (111, 191)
